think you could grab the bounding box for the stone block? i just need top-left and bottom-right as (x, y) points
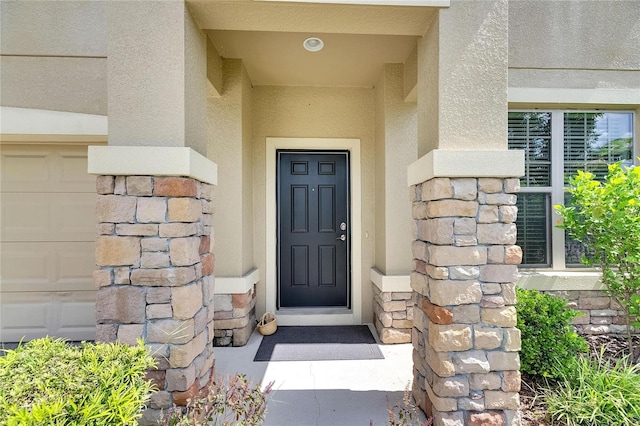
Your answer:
(501, 283), (517, 305)
(200, 183), (214, 200)
(504, 178), (521, 193)
(417, 218), (454, 244)
(93, 269), (112, 288)
(96, 195), (137, 223)
(410, 272), (429, 296)
(141, 252), (170, 269)
(482, 307), (517, 327)
(474, 326), (503, 350)
(480, 193), (517, 206)
(392, 319), (413, 329)
(454, 235), (478, 246)
(425, 264), (449, 280)
(168, 198), (202, 223)
(96, 223), (115, 235)
(504, 328), (521, 351)
(434, 411), (464, 426)
(131, 266), (196, 287)
(159, 223), (198, 238)
(172, 380), (200, 407)
(215, 316), (250, 329)
(480, 265), (518, 283)
(147, 287), (171, 304)
(117, 324), (144, 345)
(477, 223), (517, 245)
(427, 200), (479, 218)
(485, 391), (519, 410)
(95, 324), (118, 342)
(382, 300), (407, 312)
(467, 411), (505, 426)
(502, 370), (521, 392)
(125, 176), (152, 196)
(137, 197), (167, 223)
(481, 296), (506, 308)
(413, 202), (429, 219)
(199, 235), (211, 254)
(499, 205), (518, 223)
(233, 320), (255, 346)
(481, 283), (502, 295)
(214, 294), (233, 312)
(146, 303), (173, 319)
(451, 178), (477, 201)
(458, 397), (485, 411)
(428, 246), (487, 266)
(429, 280), (483, 306)
(449, 266), (480, 280)
(452, 350), (490, 374)
(116, 224), (158, 236)
(96, 176), (115, 194)
(149, 391), (171, 410)
(114, 176), (126, 195)
(421, 178), (452, 201)
(166, 364), (196, 392)
(201, 253), (215, 276)
(469, 372), (502, 390)
(478, 178), (503, 193)
(154, 177), (198, 197)
(454, 217), (476, 235)
(429, 323), (472, 352)
(426, 344), (456, 377)
(422, 299), (453, 325)
(452, 305), (480, 323)
(169, 331), (207, 368)
(487, 352), (520, 371)
(148, 318), (194, 344)
(412, 240), (429, 260)
(487, 246), (505, 264)
(141, 237), (168, 252)
(432, 375), (469, 398)
(96, 286), (146, 324)
(169, 237), (201, 267)
(96, 236), (140, 266)
(478, 205), (499, 223)
(425, 382), (457, 412)
(172, 282), (203, 320)
(578, 297), (611, 309)
(380, 327), (411, 344)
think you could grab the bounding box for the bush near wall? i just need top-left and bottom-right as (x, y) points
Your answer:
(0, 338), (155, 425)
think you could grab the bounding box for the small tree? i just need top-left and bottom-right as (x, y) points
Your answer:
(555, 162), (640, 358)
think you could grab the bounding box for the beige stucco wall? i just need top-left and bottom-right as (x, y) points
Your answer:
(107, 2), (207, 154)
(374, 64), (418, 275)
(417, 0), (508, 156)
(208, 59), (254, 277)
(0, 1), (106, 115)
(252, 86), (376, 322)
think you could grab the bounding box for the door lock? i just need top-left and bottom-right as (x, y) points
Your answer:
(336, 234), (346, 241)
(340, 222), (347, 231)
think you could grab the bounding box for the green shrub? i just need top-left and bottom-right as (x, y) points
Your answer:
(543, 350), (640, 426)
(516, 287), (588, 378)
(0, 337), (155, 425)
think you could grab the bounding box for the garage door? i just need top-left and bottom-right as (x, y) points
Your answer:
(1, 143), (97, 342)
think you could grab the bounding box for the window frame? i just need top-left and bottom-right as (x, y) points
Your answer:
(510, 109), (637, 270)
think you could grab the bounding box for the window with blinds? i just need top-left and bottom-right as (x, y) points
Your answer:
(508, 110), (635, 268)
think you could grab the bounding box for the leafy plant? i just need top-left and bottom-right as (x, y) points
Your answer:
(160, 374), (273, 426)
(556, 162), (640, 358)
(0, 337), (155, 425)
(516, 287), (588, 379)
(543, 349), (640, 426)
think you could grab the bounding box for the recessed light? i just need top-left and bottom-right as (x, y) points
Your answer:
(303, 37), (324, 52)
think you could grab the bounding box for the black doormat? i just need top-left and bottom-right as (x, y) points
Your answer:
(253, 325), (384, 362)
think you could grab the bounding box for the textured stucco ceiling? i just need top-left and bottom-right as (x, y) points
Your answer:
(188, 1), (437, 87)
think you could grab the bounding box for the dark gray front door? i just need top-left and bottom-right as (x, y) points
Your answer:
(277, 151), (350, 308)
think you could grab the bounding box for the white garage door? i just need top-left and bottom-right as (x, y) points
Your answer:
(1, 143), (97, 342)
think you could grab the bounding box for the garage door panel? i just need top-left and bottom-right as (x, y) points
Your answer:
(1, 292), (96, 342)
(1, 242), (94, 292)
(1, 145), (94, 193)
(1, 193), (96, 242)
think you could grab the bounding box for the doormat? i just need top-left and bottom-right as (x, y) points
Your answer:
(253, 325), (384, 362)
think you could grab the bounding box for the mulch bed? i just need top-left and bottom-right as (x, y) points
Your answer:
(520, 334), (640, 426)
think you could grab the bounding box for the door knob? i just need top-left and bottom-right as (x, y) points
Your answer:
(336, 234), (346, 241)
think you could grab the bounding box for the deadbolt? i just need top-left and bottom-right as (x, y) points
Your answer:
(340, 222), (347, 231)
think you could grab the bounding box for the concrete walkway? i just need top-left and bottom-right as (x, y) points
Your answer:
(214, 324), (422, 426)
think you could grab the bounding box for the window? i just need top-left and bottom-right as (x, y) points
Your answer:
(508, 111), (635, 268)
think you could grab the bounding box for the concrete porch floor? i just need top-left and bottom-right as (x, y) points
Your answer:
(214, 324), (422, 426)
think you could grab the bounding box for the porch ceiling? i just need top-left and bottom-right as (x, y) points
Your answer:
(188, 0), (439, 87)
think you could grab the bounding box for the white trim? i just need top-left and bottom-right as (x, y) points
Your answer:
(518, 271), (604, 291)
(370, 268), (411, 293)
(215, 269), (260, 294)
(508, 88), (640, 106)
(87, 146), (218, 185)
(0, 107), (107, 142)
(407, 149), (525, 186)
(266, 137), (362, 325)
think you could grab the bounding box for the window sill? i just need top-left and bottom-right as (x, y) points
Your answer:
(518, 269), (604, 291)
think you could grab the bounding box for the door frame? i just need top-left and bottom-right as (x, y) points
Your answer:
(266, 138), (362, 325)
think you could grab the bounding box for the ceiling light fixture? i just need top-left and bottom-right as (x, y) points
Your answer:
(303, 37), (324, 52)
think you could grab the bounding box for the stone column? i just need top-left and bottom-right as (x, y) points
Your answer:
(93, 174), (215, 423)
(410, 177), (522, 426)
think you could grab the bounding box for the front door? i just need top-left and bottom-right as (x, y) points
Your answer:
(277, 151), (350, 308)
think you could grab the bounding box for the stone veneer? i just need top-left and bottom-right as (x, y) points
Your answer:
(213, 286), (256, 346)
(410, 177), (522, 426)
(373, 286), (413, 344)
(92, 175), (215, 424)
